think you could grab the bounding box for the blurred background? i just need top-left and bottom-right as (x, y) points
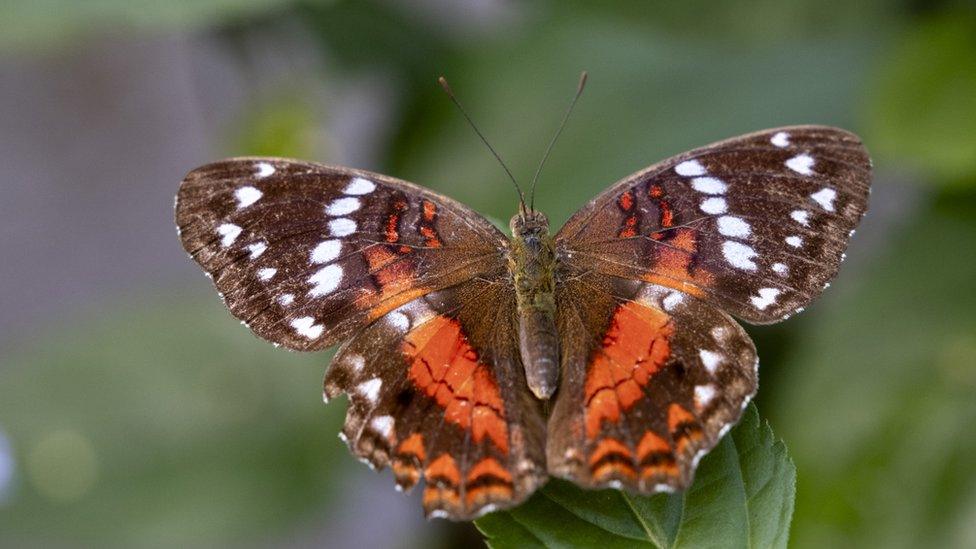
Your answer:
(1, 1), (974, 547)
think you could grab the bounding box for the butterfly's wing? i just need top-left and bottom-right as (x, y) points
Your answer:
(549, 273), (757, 491)
(549, 126), (871, 491)
(177, 158), (547, 518)
(324, 276), (547, 520)
(557, 126), (871, 323)
(176, 158), (507, 350)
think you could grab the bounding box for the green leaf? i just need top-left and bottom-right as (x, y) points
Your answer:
(475, 404), (796, 549)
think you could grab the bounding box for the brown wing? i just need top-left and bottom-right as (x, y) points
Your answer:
(556, 126), (871, 323)
(176, 157), (508, 350)
(324, 275), (547, 520)
(547, 269), (757, 492)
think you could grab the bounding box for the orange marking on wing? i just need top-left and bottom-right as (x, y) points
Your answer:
(668, 403), (703, 454)
(403, 316), (509, 453)
(423, 485), (461, 510)
(425, 453), (461, 486)
(636, 431), (670, 461)
(392, 461), (421, 488)
(589, 438), (633, 466)
(466, 457), (513, 484)
(618, 215), (638, 238)
(465, 457), (515, 506)
(642, 227), (713, 298)
(660, 202), (674, 227)
(465, 485), (514, 507)
(584, 302), (674, 439)
(667, 403), (695, 432)
(649, 184), (663, 198)
(636, 432), (678, 479)
(422, 200), (437, 222)
(385, 199), (409, 243)
(419, 225), (443, 248)
(397, 433), (426, 462)
(589, 438), (637, 481)
(361, 246), (429, 321)
(423, 453), (462, 513)
(592, 461), (637, 482)
(618, 190), (635, 211)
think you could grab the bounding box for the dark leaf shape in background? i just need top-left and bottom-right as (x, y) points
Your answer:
(476, 404), (795, 549)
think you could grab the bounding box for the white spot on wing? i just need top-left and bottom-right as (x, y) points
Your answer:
(694, 384), (717, 408)
(235, 186), (262, 208)
(662, 292), (684, 311)
(308, 264), (343, 297)
(786, 235), (803, 248)
(217, 223), (242, 247)
(790, 209), (810, 226)
(326, 197), (362, 216)
(255, 162), (275, 178)
(810, 188), (837, 212)
(700, 197), (727, 215)
(387, 311), (410, 332)
(699, 350), (722, 374)
(675, 159), (706, 176)
(311, 239), (342, 264)
(329, 218), (357, 237)
(347, 354), (364, 372)
(291, 316), (323, 339)
(751, 288), (781, 310)
(247, 241), (267, 259)
(771, 132), (790, 147)
(771, 263), (788, 275)
(722, 241), (758, 270)
(357, 378), (382, 403)
(691, 177), (727, 194)
(257, 267), (276, 281)
(786, 153), (815, 175)
(344, 177), (376, 195)
(278, 293), (294, 306)
(370, 415), (394, 438)
(717, 216), (751, 238)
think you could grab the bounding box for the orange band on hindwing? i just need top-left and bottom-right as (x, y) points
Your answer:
(668, 403), (704, 454)
(422, 453), (462, 510)
(588, 438), (637, 482)
(464, 457), (514, 507)
(402, 315), (509, 453)
(584, 301), (674, 439)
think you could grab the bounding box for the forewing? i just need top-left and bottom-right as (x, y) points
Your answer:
(556, 126), (871, 323)
(176, 158), (507, 350)
(324, 275), (548, 520)
(548, 270), (756, 492)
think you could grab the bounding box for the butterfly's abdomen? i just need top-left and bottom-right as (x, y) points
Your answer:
(510, 212), (560, 400)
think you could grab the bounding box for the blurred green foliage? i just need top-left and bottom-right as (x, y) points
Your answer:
(0, 298), (346, 545)
(1, 0), (974, 547)
(866, 12), (976, 186)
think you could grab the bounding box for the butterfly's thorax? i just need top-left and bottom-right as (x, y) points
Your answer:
(509, 211), (560, 400)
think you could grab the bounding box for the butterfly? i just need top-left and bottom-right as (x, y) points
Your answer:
(176, 119), (870, 520)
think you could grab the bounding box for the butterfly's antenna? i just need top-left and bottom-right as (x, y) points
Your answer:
(438, 76), (527, 213)
(529, 71), (587, 212)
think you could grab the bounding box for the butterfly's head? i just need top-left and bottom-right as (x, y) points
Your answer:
(510, 210), (550, 239)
